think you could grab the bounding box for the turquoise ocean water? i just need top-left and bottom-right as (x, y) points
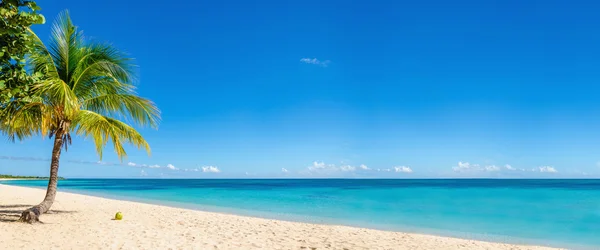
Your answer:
(4, 179), (599, 249)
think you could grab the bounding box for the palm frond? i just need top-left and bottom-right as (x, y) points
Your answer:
(28, 28), (60, 80)
(47, 10), (84, 85)
(0, 99), (46, 141)
(72, 110), (151, 160)
(32, 78), (79, 117)
(71, 42), (135, 96)
(82, 93), (160, 128)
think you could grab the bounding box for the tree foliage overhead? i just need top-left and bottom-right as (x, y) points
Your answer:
(0, 0), (45, 104)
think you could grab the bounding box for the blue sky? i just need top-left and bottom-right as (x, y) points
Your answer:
(1, 0), (600, 178)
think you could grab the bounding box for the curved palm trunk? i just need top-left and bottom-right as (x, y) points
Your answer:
(19, 130), (64, 223)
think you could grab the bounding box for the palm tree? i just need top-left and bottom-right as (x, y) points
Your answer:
(1, 11), (160, 223)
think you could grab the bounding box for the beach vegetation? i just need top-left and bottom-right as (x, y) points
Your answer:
(0, 0), (45, 118)
(0, 174), (65, 180)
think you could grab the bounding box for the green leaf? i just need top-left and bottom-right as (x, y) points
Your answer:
(29, 2), (42, 11)
(35, 14), (45, 24)
(0, 81), (5, 89)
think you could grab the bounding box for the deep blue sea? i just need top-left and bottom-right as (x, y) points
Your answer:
(4, 179), (600, 249)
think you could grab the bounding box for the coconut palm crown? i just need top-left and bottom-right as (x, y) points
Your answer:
(1, 11), (160, 222)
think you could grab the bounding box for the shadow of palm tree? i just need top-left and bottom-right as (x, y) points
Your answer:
(47, 210), (77, 214)
(0, 204), (33, 208)
(0, 210), (25, 214)
(0, 214), (20, 222)
(0, 206), (77, 223)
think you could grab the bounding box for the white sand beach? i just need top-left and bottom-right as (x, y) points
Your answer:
(0, 184), (560, 250)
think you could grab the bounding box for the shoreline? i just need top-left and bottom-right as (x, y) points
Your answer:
(0, 184), (562, 249)
(0, 182), (570, 248)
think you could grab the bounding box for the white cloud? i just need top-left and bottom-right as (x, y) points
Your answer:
(453, 161), (562, 175)
(140, 170), (147, 177)
(453, 162), (505, 173)
(202, 166), (221, 173)
(304, 161), (375, 176)
(394, 166), (413, 173)
(452, 161), (479, 172)
(339, 165), (356, 172)
(281, 168), (289, 173)
(148, 165), (161, 169)
(308, 161), (334, 171)
(166, 164), (179, 171)
(485, 165), (500, 172)
(313, 161), (327, 168)
(127, 162), (137, 167)
(538, 166), (558, 173)
(97, 161), (107, 165)
(300, 58), (331, 67)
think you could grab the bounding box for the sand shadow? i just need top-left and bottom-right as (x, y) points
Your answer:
(0, 204), (30, 222)
(0, 204), (31, 221)
(0, 209), (26, 214)
(0, 204), (33, 208)
(0, 204), (77, 223)
(0, 213), (20, 221)
(47, 210), (77, 214)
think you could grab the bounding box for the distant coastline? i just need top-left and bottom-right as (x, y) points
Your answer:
(0, 174), (65, 180)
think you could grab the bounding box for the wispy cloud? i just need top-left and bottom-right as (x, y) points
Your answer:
(452, 162), (504, 173)
(0, 156), (48, 162)
(303, 161), (416, 177)
(281, 168), (289, 173)
(300, 58), (331, 67)
(394, 166), (413, 173)
(140, 170), (147, 177)
(306, 161), (371, 173)
(202, 166), (221, 173)
(0, 156), (220, 174)
(451, 161), (563, 177)
(307, 161), (334, 172)
(165, 164), (179, 171)
(538, 166), (558, 173)
(339, 165), (356, 172)
(452, 161), (479, 172)
(485, 165), (500, 172)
